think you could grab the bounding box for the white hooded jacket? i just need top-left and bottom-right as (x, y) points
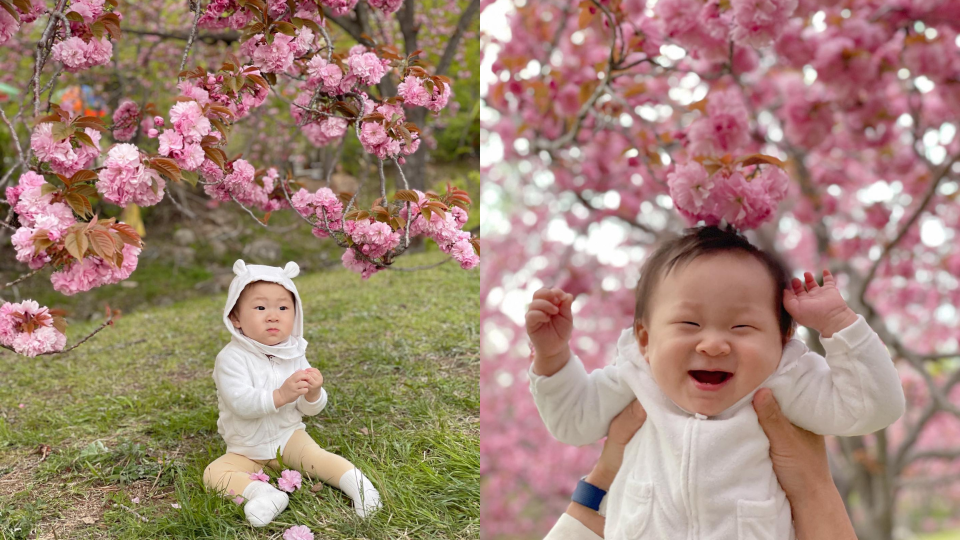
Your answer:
(213, 259), (328, 460)
(529, 315), (905, 540)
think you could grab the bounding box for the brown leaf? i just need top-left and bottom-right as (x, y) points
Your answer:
(65, 193), (92, 218)
(394, 189), (420, 203)
(310, 482), (324, 493)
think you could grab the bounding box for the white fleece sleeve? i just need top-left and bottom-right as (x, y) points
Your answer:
(528, 355), (637, 447)
(768, 314), (906, 436)
(213, 353), (278, 420)
(543, 513), (603, 540)
(297, 387), (328, 416)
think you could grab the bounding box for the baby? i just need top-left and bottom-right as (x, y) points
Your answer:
(203, 259), (382, 527)
(526, 225), (905, 540)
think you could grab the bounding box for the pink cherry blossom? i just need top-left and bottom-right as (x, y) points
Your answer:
(97, 144), (166, 207)
(249, 468), (270, 483)
(252, 32), (295, 74)
(367, 0), (403, 14)
(283, 525), (314, 540)
(346, 51), (388, 86)
(729, 0), (798, 48)
(112, 100), (141, 141)
(50, 242), (141, 296)
(277, 469), (302, 492)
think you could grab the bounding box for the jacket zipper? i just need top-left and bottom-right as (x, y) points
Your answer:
(685, 413), (706, 540)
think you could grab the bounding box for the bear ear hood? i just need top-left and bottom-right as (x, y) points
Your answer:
(224, 259), (306, 360)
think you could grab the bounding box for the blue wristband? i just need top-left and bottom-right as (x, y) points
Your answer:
(571, 477), (607, 512)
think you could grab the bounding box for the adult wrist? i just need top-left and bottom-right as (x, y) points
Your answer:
(585, 464), (617, 492)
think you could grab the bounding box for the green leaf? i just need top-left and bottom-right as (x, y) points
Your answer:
(51, 122), (73, 142)
(181, 170), (199, 187)
(40, 184), (59, 196)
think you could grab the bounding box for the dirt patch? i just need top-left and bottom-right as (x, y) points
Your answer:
(0, 450), (40, 499)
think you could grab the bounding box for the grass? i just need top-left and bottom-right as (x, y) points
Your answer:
(0, 251), (479, 539)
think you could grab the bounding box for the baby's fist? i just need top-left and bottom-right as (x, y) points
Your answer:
(525, 287), (574, 359)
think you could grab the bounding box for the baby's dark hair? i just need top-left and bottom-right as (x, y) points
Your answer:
(229, 280), (296, 321)
(634, 224), (796, 344)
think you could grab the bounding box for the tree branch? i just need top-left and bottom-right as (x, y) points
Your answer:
(436, 0), (479, 77)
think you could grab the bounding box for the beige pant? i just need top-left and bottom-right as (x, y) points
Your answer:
(203, 429), (356, 498)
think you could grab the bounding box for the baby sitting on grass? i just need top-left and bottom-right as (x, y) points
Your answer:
(526, 225), (905, 540)
(203, 259), (381, 527)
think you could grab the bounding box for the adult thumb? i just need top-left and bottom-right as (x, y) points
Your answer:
(753, 388), (786, 436)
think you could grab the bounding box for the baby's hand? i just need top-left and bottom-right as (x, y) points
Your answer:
(526, 288), (574, 375)
(302, 367), (324, 392)
(783, 270), (858, 338)
(277, 370), (311, 406)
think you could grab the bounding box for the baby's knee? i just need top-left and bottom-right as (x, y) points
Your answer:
(202, 462), (216, 490)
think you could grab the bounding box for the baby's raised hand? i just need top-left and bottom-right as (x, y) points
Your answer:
(526, 288), (574, 375)
(783, 270), (858, 338)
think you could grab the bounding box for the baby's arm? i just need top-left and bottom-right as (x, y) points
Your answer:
(771, 270), (905, 435)
(526, 287), (636, 446)
(214, 353), (279, 419)
(530, 358), (637, 447)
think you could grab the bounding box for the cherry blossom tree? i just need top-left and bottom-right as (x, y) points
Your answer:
(1, 0), (481, 358)
(481, 0), (960, 539)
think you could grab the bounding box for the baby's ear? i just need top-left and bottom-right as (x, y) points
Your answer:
(233, 259), (247, 276)
(283, 261), (300, 279)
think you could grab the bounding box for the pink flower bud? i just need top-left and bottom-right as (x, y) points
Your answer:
(154, 116), (164, 127)
(147, 128), (159, 138)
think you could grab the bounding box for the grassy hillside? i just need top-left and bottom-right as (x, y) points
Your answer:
(0, 252), (478, 539)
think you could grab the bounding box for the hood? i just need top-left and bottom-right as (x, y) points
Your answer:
(223, 259), (307, 360)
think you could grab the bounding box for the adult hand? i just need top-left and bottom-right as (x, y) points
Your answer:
(753, 388), (857, 540)
(565, 399), (646, 538)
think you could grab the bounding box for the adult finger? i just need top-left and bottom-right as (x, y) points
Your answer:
(753, 388), (789, 441)
(608, 399), (647, 445)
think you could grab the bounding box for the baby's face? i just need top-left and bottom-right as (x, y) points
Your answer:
(636, 252), (788, 417)
(230, 282), (295, 346)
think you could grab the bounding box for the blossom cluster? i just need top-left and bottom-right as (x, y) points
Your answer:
(177, 70), (269, 120)
(49, 242), (141, 296)
(7, 171), (77, 255)
(156, 100), (211, 171)
(0, 0), (45, 46)
(407, 197), (478, 270)
(52, 36), (113, 72)
(358, 100), (420, 160)
(111, 100), (141, 141)
(667, 160), (789, 230)
(397, 76), (452, 112)
(0, 300), (67, 357)
(30, 122), (102, 177)
(97, 144), (166, 207)
(291, 186), (344, 237)
(656, 0), (797, 61)
(204, 162), (288, 213)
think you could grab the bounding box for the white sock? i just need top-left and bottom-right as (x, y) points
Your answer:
(338, 468), (382, 518)
(242, 480), (289, 527)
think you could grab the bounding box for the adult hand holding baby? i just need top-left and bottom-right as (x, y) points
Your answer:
(783, 269), (859, 338)
(526, 288), (575, 377)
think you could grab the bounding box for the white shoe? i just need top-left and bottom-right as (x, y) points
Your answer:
(242, 480), (289, 527)
(338, 468), (383, 518)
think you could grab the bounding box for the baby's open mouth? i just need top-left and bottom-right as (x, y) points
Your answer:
(689, 370), (733, 386)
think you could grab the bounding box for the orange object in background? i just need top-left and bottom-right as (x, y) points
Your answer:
(59, 85), (108, 117)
